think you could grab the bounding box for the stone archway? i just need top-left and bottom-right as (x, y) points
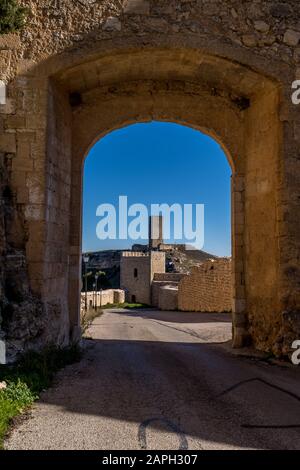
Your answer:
(1, 9), (299, 358)
(40, 47), (281, 352)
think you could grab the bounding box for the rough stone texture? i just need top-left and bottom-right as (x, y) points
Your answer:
(81, 289), (125, 309)
(283, 29), (300, 47)
(178, 259), (232, 313)
(113, 289), (125, 304)
(124, 0), (150, 15)
(153, 273), (185, 282)
(253, 21), (270, 34)
(149, 215), (163, 250)
(151, 273), (185, 307)
(0, 0), (299, 358)
(152, 280), (178, 308)
(158, 285), (178, 311)
(103, 17), (122, 32)
(0, 152), (47, 362)
(120, 251), (165, 305)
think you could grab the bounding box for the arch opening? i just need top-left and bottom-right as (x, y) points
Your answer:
(21, 47), (282, 354)
(81, 121), (233, 339)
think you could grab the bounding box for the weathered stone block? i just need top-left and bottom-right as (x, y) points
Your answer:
(178, 259), (232, 313)
(242, 35), (258, 47)
(0, 50), (11, 71)
(5, 115), (26, 129)
(24, 204), (45, 222)
(103, 17), (121, 32)
(253, 21), (269, 34)
(123, 0), (150, 15)
(283, 29), (300, 47)
(0, 0), (298, 361)
(158, 285), (178, 311)
(0, 98), (16, 115)
(270, 3), (292, 18)
(0, 33), (21, 50)
(1, 133), (16, 153)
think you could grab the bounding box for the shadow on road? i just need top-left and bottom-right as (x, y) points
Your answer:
(35, 332), (300, 450)
(105, 308), (233, 324)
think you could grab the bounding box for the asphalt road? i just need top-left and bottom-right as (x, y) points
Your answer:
(5, 309), (300, 450)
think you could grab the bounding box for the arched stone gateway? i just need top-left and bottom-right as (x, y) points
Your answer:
(0, 1), (299, 360)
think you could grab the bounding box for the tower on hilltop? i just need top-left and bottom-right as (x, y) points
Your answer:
(149, 215), (164, 250)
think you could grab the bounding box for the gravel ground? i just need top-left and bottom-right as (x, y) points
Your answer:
(5, 309), (300, 450)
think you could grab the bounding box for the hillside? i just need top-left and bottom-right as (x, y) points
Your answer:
(165, 245), (217, 274)
(83, 246), (217, 289)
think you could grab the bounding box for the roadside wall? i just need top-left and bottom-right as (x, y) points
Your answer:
(152, 273), (185, 307)
(158, 286), (178, 311)
(81, 289), (125, 310)
(178, 259), (232, 312)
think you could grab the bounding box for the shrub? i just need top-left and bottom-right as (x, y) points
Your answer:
(2, 380), (36, 405)
(0, 345), (82, 447)
(0, 0), (28, 34)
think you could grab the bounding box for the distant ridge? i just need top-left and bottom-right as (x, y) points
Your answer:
(83, 245), (219, 288)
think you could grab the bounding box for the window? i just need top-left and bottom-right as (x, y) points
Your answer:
(134, 268), (138, 278)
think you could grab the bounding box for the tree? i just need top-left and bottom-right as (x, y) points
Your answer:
(96, 270), (106, 278)
(0, 0), (28, 34)
(95, 271), (106, 289)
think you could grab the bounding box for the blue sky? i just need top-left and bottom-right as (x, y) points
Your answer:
(82, 122), (232, 256)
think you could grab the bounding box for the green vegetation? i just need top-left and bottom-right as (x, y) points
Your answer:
(0, 345), (81, 448)
(82, 270), (110, 291)
(0, 0), (28, 34)
(81, 306), (104, 335)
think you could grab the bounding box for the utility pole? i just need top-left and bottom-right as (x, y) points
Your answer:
(83, 254), (89, 311)
(95, 273), (99, 310)
(93, 282), (96, 310)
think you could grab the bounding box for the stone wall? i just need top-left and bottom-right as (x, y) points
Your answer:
(153, 273), (186, 283)
(158, 285), (178, 311)
(152, 272), (185, 307)
(0, 0), (299, 356)
(0, 151), (45, 362)
(120, 252), (151, 305)
(81, 289), (125, 309)
(178, 259), (232, 313)
(150, 251), (166, 281)
(120, 251), (165, 304)
(152, 280), (178, 308)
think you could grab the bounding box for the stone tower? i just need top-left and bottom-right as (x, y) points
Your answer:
(120, 251), (165, 305)
(149, 216), (163, 250)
